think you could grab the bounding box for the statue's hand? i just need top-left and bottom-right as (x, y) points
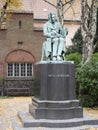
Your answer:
(51, 35), (56, 38)
(51, 30), (57, 36)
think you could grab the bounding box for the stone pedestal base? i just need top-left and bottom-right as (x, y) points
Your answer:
(15, 111), (98, 128)
(29, 97), (83, 120)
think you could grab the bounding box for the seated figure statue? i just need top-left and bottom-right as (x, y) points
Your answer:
(41, 12), (68, 61)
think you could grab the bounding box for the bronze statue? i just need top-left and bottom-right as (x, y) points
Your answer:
(41, 12), (68, 61)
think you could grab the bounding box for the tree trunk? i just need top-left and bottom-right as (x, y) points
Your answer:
(57, 0), (64, 27)
(81, 0), (97, 63)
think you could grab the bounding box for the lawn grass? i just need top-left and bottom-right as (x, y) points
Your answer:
(0, 96), (13, 99)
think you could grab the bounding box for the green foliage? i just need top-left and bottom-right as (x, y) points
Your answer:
(66, 28), (83, 54)
(0, 96), (12, 99)
(92, 52), (98, 61)
(65, 52), (82, 98)
(0, 77), (4, 84)
(66, 52), (82, 67)
(76, 61), (98, 107)
(66, 52), (98, 107)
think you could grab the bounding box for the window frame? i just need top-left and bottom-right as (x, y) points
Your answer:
(7, 63), (33, 77)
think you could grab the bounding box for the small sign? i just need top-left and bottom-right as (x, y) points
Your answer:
(48, 74), (69, 78)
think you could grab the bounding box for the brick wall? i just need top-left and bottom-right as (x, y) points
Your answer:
(0, 12), (45, 78)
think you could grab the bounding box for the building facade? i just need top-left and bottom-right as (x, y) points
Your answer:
(0, 10), (45, 79)
(0, 10), (45, 95)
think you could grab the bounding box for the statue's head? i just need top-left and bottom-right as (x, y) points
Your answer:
(48, 12), (57, 23)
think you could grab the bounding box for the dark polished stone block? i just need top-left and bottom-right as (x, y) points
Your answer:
(35, 61), (76, 101)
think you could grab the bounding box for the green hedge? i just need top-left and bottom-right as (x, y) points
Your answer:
(76, 61), (98, 107)
(92, 52), (98, 61)
(66, 52), (98, 107)
(65, 52), (82, 67)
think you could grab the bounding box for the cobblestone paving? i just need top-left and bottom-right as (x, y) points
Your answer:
(0, 97), (98, 130)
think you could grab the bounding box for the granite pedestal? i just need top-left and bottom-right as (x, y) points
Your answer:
(29, 61), (83, 120)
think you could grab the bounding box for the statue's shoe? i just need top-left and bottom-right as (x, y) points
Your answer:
(53, 56), (57, 61)
(57, 56), (62, 61)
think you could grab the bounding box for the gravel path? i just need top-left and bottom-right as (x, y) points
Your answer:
(0, 97), (98, 130)
(0, 97), (31, 130)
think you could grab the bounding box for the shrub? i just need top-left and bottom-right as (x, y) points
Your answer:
(65, 52), (82, 67)
(76, 61), (98, 107)
(65, 52), (82, 98)
(92, 52), (98, 61)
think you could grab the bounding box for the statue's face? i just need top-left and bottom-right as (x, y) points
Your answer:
(51, 14), (56, 24)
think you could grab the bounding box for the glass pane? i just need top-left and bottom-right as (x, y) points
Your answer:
(8, 63), (13, 76)
(27, 63), (32, 76)
(21, 63), (26, 76)
(14, 63), (19, 76)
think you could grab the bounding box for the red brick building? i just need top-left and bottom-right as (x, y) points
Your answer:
(0, 10), (45, 78)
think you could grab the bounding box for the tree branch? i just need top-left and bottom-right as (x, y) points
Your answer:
(43, 0), (57, 8)
(63, 0), (74, 6)
(57, 0), (63, 6)
(63, 0), (74, 13)
(81, 0), (91, 34)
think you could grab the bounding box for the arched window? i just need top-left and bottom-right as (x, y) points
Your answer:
(5, 49), (35, 77)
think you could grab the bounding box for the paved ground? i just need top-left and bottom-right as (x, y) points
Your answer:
(0, 96), (31, 130)
(0, 96), (98, 130)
